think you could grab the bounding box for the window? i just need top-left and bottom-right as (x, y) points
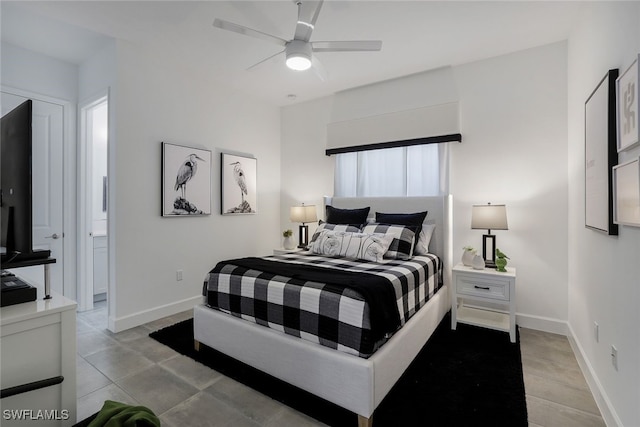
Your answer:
(334, 143), (448, 197)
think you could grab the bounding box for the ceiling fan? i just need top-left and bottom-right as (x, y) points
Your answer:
(212, 0), (382, 79)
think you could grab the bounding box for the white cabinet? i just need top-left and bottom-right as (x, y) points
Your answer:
(451, 263), (517, 342)
(1, 292), (77, 426)
(93, 235), (108, 296)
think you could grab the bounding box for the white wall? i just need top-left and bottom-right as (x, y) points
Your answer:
(451, 42), (569, 330)
(280, 66), (460, 242)
(280, 97), (335, 241)
(112, 41), (281, 330)
(1, 43), (78, 101)
(567, 3), (640, 426)
(281, 42), (569, 332)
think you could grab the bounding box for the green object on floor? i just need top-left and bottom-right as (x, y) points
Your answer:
(87, 400), (160, 427)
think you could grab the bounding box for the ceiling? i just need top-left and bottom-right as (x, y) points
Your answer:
(1, 1), (583, 106)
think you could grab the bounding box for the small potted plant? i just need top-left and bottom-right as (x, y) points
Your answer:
(282, 229), (295, 250)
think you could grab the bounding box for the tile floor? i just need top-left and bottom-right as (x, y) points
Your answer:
(76, 305), (606, 427)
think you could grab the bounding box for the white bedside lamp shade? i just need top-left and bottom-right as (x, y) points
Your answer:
(290, 204), (317, 248)
(471, 204), (508, 267)
(290, 205), (317, 224)
(471, 204), (508, 231)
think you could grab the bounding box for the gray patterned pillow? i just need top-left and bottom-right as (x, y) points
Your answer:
(362, 224), (416, 260)
(308, 221), (361, 246)
(309, 230), (393, 262)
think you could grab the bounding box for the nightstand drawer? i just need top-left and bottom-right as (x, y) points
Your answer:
(456, 274), (510, 301)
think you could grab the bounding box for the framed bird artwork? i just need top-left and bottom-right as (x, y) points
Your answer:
(221, 152), (257, 215)
(161, 142), (212, 216)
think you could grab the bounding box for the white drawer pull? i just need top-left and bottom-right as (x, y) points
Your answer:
(474, 285), (491, 290)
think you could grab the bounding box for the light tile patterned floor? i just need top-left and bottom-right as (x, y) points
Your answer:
(76, 305), (605, 426)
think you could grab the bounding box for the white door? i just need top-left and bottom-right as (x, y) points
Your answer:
(2, 92), (64, 295)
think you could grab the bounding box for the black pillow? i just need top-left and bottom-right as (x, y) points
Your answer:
(375, 211), (428, 236)
(325, 206), (370, 228)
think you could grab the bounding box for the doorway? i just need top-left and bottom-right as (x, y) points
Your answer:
(78, 94), (109, 321)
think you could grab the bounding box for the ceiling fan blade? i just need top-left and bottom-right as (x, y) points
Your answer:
(311, 55), (328, 82)
(213, 18), (287, 47)
(311, 40), (382, 52)
(246, 50), (285, 71)
(293, 0), (324, 42)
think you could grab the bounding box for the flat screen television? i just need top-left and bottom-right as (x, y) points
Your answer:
(1, 100), (35, 263)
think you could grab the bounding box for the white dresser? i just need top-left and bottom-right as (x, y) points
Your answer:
(1, 292), (77, 426)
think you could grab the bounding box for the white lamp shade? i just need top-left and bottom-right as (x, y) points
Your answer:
(471, 204), (508, 230)
(290, 205), (317, 223)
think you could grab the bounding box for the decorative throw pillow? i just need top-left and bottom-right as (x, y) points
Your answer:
(309, 230), (393, 263)
(362, 224), (416, 260)
(375, 211), (428, 237)
(375, 211), (434, 256)
(325, 206), (370, 228)
(308, 221), (362, 246)
(413, 222), (436, 255)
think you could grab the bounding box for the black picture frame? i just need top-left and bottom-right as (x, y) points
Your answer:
(161, 142), (212, 216)
(585, 69), (619, 235)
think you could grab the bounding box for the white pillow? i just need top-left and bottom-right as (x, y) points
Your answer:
(309, 230), (394, 262)
(413, 223), (436, 255)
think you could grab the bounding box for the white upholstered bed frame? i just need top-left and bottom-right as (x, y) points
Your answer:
(194, 196), (453, 426)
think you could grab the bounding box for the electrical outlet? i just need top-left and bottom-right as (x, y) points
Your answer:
(176, 269), (183, 281)
(611, 345), (618, 370)
(594, 321), (599, 342)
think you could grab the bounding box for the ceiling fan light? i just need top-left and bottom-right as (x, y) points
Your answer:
(285, 39), (312, 71)
(286, 54), (312, 71)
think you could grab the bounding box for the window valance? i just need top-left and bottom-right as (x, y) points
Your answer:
(326, 102), (461, 156)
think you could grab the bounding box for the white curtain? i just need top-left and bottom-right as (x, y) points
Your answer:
(334, 144), (448, 197)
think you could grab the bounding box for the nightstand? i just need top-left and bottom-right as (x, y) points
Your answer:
(451, 263), (517, 342)
(273, 247), (305, 255)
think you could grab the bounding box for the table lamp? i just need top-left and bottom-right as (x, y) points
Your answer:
(290, 204), (317, 248)
(471, 203), (508, 268)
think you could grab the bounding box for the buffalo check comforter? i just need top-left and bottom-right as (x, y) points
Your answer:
(202, 252), (443, 358)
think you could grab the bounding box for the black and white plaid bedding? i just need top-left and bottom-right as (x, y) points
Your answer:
(203, 252), (443, 358)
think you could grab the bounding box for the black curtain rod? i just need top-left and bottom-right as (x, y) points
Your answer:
(325, 133), (462, 156)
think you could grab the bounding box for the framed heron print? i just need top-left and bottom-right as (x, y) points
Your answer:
(221, 152), (257, 215)
(162, 142), (212, 216)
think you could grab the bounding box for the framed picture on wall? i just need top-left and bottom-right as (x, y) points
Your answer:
(161, 142), (212, 216)
(616, 55), (639, 152)
(585, 69), (619, 235)
(613, 156), (640, 227)
(221, 152), (257, 215)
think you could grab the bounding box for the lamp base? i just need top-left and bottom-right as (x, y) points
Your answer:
(298, 224), (309, 248)
(484, 260), (497, 269)
(482, 234), (497, 267)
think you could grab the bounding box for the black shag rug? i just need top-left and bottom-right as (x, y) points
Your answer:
(149, 313), (527, 427)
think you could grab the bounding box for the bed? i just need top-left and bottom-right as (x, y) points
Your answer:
(194, 196), (452, 426)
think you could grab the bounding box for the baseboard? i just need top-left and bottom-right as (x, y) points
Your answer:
(567, 324), (622, 427)
(108, 295), (203, 333)
(515, 312), (568, 335)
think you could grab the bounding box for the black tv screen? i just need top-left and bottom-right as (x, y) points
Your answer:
(1, 99), (33, 256)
